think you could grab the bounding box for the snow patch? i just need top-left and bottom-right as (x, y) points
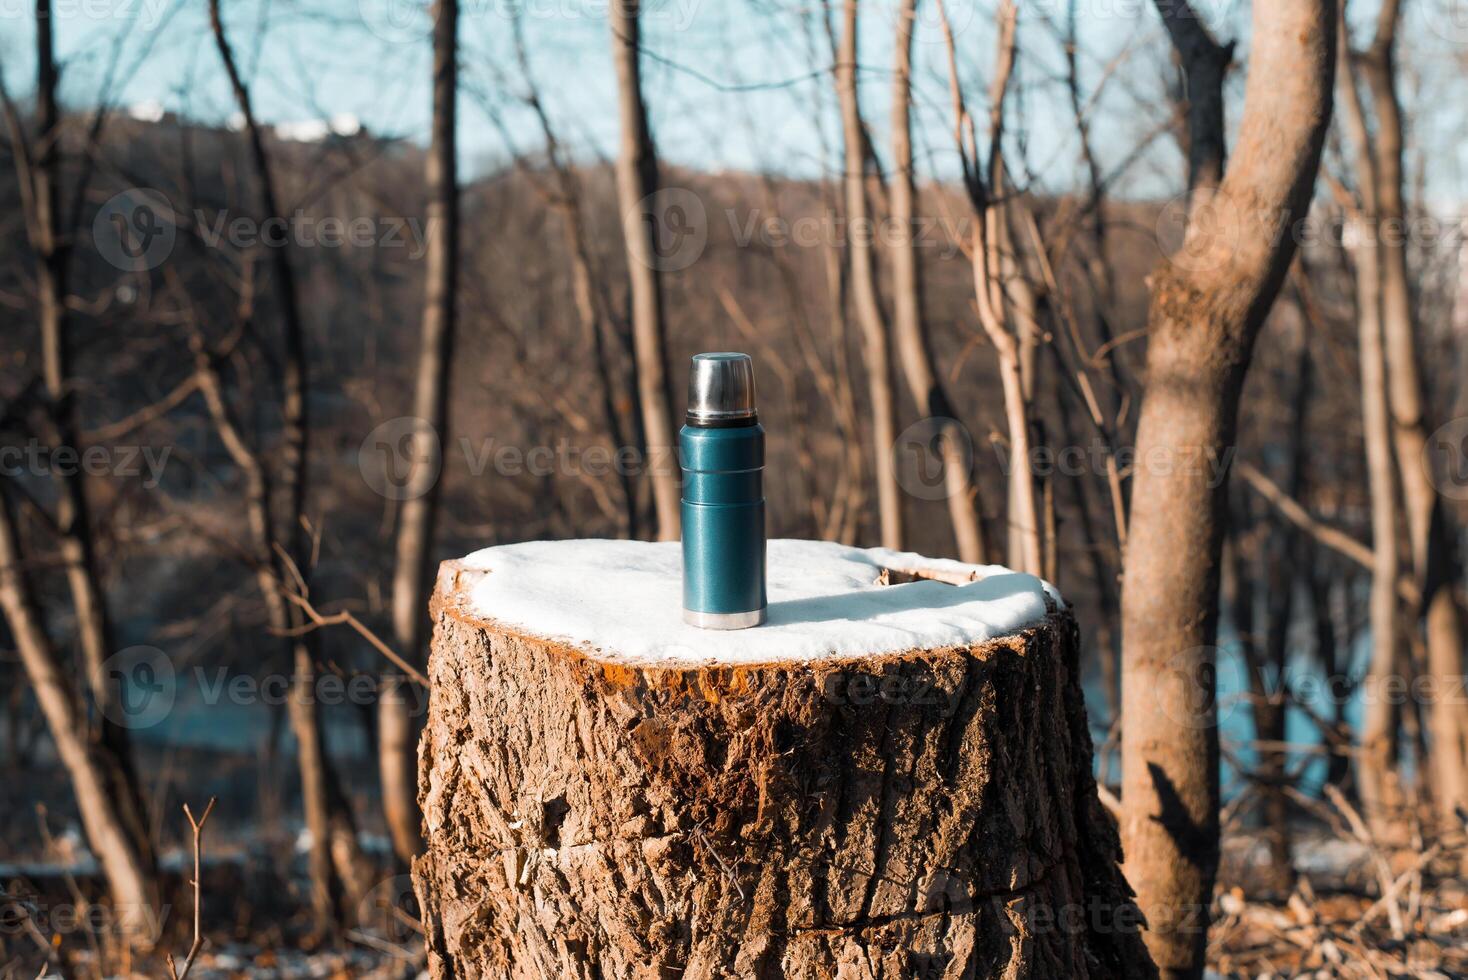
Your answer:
(454, 539), (1061, 666)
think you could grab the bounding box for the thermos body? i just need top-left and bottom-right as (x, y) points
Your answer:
(680, 352), (767, 629)
(680, 422), (767, 628)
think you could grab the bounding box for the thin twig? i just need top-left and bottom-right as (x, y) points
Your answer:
(1323, 785), (1406, 941)
(165, 797), (216, 980)
(277, 587), (429, 688)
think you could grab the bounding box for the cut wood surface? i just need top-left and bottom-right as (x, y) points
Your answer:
(413, 541), (1155, 979)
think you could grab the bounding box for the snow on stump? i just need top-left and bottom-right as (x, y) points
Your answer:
(412, 539), (1154, 979)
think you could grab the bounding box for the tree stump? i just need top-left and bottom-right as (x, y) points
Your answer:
(412, 540), (1155, 979)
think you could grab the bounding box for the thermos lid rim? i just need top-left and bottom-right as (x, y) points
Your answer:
(687, 352), (757, 422)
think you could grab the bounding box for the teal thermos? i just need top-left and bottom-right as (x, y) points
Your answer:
(681, 352), (767, 629)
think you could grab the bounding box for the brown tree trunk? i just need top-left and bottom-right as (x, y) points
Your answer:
(1228, 505), (1295, 895)
(512, 6), (640, 539)
(933, 0), (1039, 576)
(414, 555), (1156, 978)
(993, 183), (1045, 576)
(1336, 30), (1403, 828)
(1306, 563), (1352, 788)
(1120, 4), (1334, 977)
(190, 331), (364, 929)
(1348, 213), (1402, 824)
(1359, 0), (1468, 824)
(10, 0), (155, 878)
(209, 0), (372, 931)
(382, 0), (458, 868)
(610, 0), (679, 541)
(1255, 333), (1312, 892)
(835, 0), (902, 550)
(888, 0), (983, 563)
(0, 493), (160, 945)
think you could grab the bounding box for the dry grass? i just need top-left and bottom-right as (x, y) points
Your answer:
(1210, 812), (1468, 978)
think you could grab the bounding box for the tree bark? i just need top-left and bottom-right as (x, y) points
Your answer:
(10, 0), (155, 877)
(510, 8), (640, 539)
(836, 0), (903, 550)
(383, 0), (459, 868)
(1306, 562), (1352, 788)
(1121, 4), (1334, 977)
(414, 559), (1155, 979)
(610, 0), (680, 541)
(934, 0), (1040, 576)
(1358, 0), (1468, 825)
(888, 0), (983, 563)
(1336, 28), (1403, 829)
(209, 0), (372, 931)
(0, 492), (160, 945)
(1255, 332), (1312, 893)
(1348, 213), (1402, 825)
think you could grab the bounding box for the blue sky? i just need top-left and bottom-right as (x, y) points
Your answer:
(1, 0), (1464, 205)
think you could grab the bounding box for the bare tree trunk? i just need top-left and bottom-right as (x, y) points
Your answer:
(1120, 4), (1334, 976)
(506, 11), (639, 538)
(381, 0), (458, 869)
(610, 0), (679, 541)
(209, 0), (371, 931)
(3, 0), (156, 876)
(1359, 0), (1468, 823)
(996, 195), (1046, 575)
(1307, 563), (1352, 787)
(1224, 524), (1262, 847)
(836, 0), (902, 549)
(933, 0), (1039, 575)
(1256, 333), (1312, 891)
(1351, 221), (1401, 823)
(0, 494), (161, 944)
(187, 328), (339, 928)
(1050, 342), (1123, 719)
(567, 230), (641, 538)
(820, 203), (866, 545)
(1336, 27), (1403, 828)
(888, 0), (982, 562)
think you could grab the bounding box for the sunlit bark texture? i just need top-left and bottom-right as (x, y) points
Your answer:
(1336, 24), (1402, 829)
(383, 0), (459, 868)
(1356, 0), (1468, 824)
(835, 0), (903, 549)
(610, 0), (680, 541)
(888, 0), (984, 563)
(0, 495), (159, 943)
(210, 0), (373, 931)
(414, 562), (1156, 978)
(1120, 3), (1335, 977)
(0, 0), (158, 941)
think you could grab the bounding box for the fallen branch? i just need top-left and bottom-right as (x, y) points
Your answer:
(1351, 842), (1442, 935)
(1323, 784), (1405, 941)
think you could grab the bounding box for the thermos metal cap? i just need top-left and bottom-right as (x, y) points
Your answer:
(687, 352), (757, 424)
